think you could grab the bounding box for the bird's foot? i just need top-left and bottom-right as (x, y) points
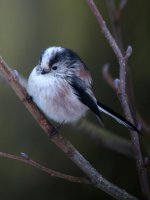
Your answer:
(48, 121), (65, 138)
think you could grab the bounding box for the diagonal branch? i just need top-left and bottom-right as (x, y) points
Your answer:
(0, 57), (138, 200)
(87, 0), (150, 199)
(0, 151), (89, 184)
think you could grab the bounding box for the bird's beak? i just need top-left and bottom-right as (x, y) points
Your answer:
(41, 69), (48, 74)
(36, 65), (48, 74)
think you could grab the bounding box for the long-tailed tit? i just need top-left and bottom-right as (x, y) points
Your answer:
(27, 46), (140, 134)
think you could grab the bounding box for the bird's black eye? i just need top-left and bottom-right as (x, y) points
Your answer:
(52, 66), (57, 70)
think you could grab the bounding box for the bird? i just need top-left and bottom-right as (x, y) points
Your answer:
(27, 46), (140, 134)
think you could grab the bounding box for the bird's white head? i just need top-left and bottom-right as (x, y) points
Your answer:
(35, 46), (85, 78)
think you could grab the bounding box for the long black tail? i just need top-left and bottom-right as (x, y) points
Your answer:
(97, 101), (141, 134)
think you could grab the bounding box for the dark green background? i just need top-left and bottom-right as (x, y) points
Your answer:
(0, 0), (150, 199)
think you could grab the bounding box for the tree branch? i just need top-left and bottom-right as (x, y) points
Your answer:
(107, 0), (150, 136)
(102, 63), (119, 93)
(0, 151), (89, 184)
(102, 63), (150, 135)
(87, 0), (150, 199)
(0, 57), (138, 200)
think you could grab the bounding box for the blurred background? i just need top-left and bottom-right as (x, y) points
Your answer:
(0, 0), (150, 199)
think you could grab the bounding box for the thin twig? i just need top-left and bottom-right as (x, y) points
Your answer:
(106, 0), (150, 178)
(137, 114), (150, 134)
(102, 63), (118, 93)
(0, 57), (138, 200)
(102, 64), (121, 98)
(106, 0), (150, 136)
(0, 151), (89, 184)
(106, 0), (138, 123)
(87, 0), (150, 199)
(106, 0), (150, 198)
(102, 64), (150, 135)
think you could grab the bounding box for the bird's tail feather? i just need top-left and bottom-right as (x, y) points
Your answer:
(97, 101), (141, 134)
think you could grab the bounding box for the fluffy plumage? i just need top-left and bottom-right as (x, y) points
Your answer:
(27, 46), (140, 134)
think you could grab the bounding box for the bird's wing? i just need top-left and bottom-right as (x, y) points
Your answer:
(69, 75), (141, 134)
(69, 76), (104, 125)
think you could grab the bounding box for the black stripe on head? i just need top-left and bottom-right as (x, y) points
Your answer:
(49, 48), (87, 68)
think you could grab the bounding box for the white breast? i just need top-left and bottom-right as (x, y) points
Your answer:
(27, 68), (88, 123)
